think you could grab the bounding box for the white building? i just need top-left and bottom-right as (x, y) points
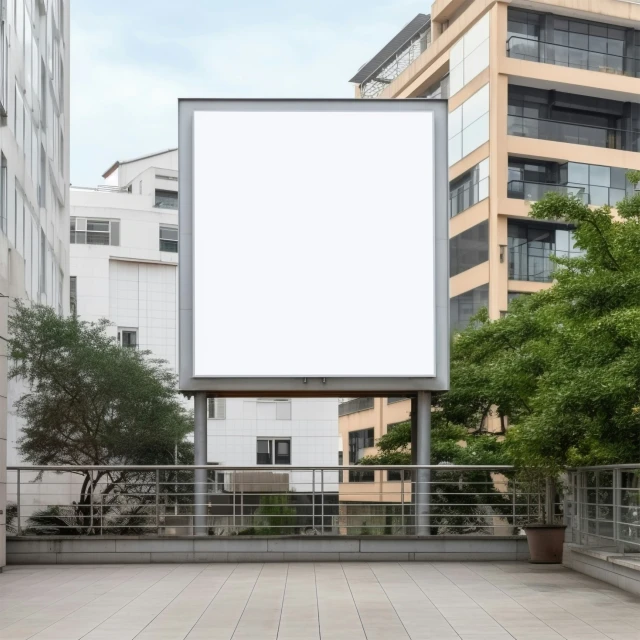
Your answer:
(0, 0), (70, 566)
(70, 149), (340, 484)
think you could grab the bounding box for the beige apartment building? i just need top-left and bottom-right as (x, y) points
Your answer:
(340, 0), (640, 501)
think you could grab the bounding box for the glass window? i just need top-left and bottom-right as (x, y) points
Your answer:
(15, 87), (24, 150)
(274, 440), (291, 465)
(0, 155), (6, 235)
(449, 13), (489, 97)
(155, 189), (178, 209)
(450, 284), (489, 332)
(349, 469), (375, 483)
(449, 85), (489, 166)
(87, 220), (110, 245)
(462, 84), (489, 128)
(348, 428), (375, 464)
(207, 398), (226, 420)
(119, 329), (137, 348)
(450, 220), (489, 277)
(449, 106), (462, 137)
(449, 158), (489, 217)
(589, 165), (610, 187)
(70, 275), (77, 316)
(257, 438), (291, 465)
(462, 113), (489, 157)
(159, 225), (178, 252)
(15, 186), (23, 255)
(567, 162), (589, 185)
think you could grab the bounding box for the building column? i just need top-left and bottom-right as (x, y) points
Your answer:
(415, 390), (431, 535)
(193, 392), (208, 536)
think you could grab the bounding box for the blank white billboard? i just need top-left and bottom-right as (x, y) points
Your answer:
(192, 107), (436, 378)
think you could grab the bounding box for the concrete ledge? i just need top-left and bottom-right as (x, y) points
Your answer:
(563, 543), (640, 596)
(7, 535), (529, 564)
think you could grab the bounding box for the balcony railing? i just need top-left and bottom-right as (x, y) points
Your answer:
(508, 180), (588, 203)
(506, 35), (640, 78)
(6, 464), (557, 537)
(508, 180), (627, 208)
(566, 465), (640, 552)
(339, 397), (374, 417)
(508, 115), (640, 152)
(449, 177), (489, 218)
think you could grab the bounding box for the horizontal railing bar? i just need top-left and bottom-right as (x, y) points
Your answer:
(7, 464), (517, 471)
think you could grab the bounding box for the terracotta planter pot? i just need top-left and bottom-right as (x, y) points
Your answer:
(524, 524), (567, 564)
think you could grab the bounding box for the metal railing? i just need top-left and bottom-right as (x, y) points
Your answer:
(6, 464), (558, 538)
(506, 35), (640, 78)
(507, 180), (588, 204)
(566, 465), (640, 552)
(507, 115), (640, 152)
(360, 29), (431, 99)
(339, 397), (374, 417)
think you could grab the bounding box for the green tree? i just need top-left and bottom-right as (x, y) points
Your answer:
(451, 174), (640, 473)
(9, 303), (193, 533)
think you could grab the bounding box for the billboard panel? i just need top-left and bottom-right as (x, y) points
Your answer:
(179, 100), (448, 395)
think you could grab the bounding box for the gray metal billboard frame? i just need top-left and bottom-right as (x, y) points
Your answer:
(178, 98), (449, 397)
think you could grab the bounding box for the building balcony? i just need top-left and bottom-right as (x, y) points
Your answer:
(507, 179), (627, 208)
(506, 36), (639, 78)
(507, 115), (640, 153)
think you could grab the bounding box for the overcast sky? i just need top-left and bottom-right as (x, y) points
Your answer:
(70, 0), (433, 186)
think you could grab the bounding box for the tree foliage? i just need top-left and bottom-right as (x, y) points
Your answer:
(450, 180), (640, 473)
(9, 304), (193, 533)
(358, 176), (640, 526)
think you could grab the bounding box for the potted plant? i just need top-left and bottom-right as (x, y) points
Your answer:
(519, 472), (566, 564)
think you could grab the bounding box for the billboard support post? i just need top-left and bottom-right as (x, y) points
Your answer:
(416, 390), (431, 536)
(194, 392), (208, 536)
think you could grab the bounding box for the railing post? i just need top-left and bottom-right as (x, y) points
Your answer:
(155, 469), (160, 534)
(16, 469), (21, 536)
(614, 468), (623, 553)
(512, 475), (517, 534)
(320, 469), (324, 535)
(312, 470), (316, 532)
(232, 471), (236, 533)
(401, 471), (405, 536)
(90, 469), (94, 535)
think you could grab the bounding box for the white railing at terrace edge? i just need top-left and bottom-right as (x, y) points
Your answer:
(6, 465), (561, 538)
(566, 465), (640, 552)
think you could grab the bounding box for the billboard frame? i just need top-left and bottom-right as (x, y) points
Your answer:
(178, 98), (449, 397)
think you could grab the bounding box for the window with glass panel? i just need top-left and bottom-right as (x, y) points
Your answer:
(449, 158), (489, 217)
(450, 284), (489, 332)
(86, 220), (110, 245)
(508, 221), (583, 283)
(70, 275), (77, 316)
(449, 84), (489, 166)
(256, 438), (291, 465)
(70, 218), (119, 246)
(118, 328), (137, 348)
(159, 225), (178, 252)
(450, 220), (489, 277)
(449, 13), (490, 96)
(348, 428), (375, 464)
(155, 189), (178, 209)
(348, 469), (375, 483)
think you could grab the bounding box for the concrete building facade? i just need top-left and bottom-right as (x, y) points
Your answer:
(0, 0), (70, 565)
(70, 150), (340, 488)
(340, 0), (640, 497)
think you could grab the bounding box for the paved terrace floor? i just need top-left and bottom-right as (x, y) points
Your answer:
(0, 562), (639, 640)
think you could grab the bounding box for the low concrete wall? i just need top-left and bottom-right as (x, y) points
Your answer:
(563, 543), (640, 596)
(7, 536), (530, 564)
